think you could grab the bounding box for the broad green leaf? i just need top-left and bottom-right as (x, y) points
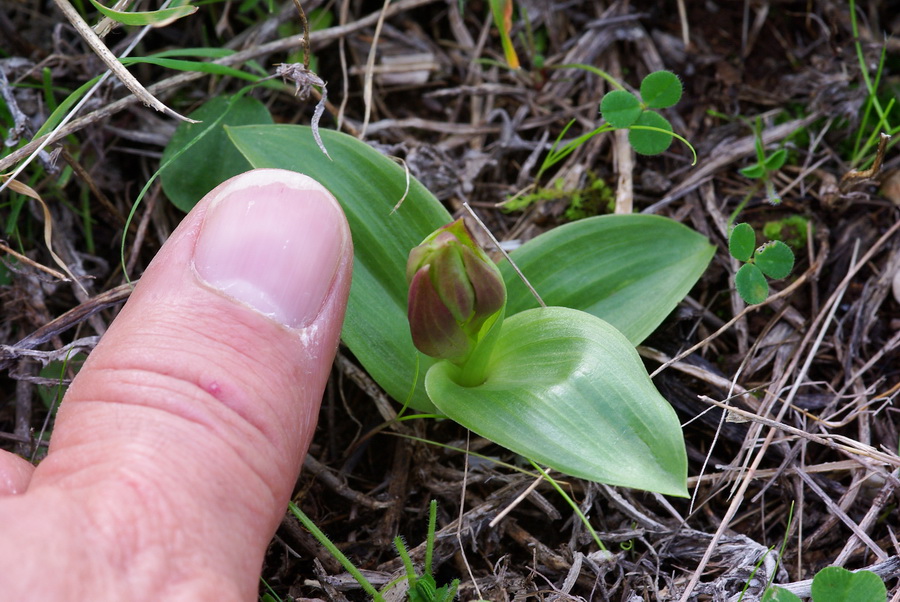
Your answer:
(640, 71), (682, 109)
(628, 111), (674, 155)
(739, 162), (766, 179)
(161, 95), (273, 212)
(761, 586), (801, 602)
(764, 148), (788, 171)
(502, 214), (715, 345)
(729, 222), (756, 262)
(755, 240), (794, 279)
(427, 307), (687, 495)
(600, 90), (642, 128)
(89, 0), (197, 27)
(227, 124), (451, 412)
(735, 263), (768, 304)
(810, 567), (886, 602)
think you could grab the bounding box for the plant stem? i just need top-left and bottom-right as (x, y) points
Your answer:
(530, 462), (608, 552)
(288, 502), (385, 601)
(425, 500), (437, 575)
(455, 310), (504, 387)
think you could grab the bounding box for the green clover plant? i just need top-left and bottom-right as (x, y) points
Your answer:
(159, 96), (718, 496)
(762, 566), (886, 602)
(600, 70), (682, 155)
(729, 222), (794, 305)
(537, 70), (695, 180)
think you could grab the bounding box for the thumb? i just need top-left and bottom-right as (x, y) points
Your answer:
(0, 169), (352, 600)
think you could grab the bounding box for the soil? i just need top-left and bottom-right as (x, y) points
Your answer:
(1, 0), (899, 600)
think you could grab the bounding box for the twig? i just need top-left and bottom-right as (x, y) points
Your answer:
(0, 282), (134, 371)
(457, 432), (484, 600)
(359, 0), (391, 138)
(697, 396), (900, 470)
(0, 0), (181, 198)
(649, 259), (817, 378)
(835, 469), (900, 564)
(51, 0), (195, 123)
(675, 0), (689, 47)
(0, 68), (55, 170)
(0, 241), (70, 283)
(642, 114), (821, 214)
(489, 474), (544, 528)
(840, 132), (891, 189)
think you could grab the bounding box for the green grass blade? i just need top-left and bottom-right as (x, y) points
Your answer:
(120, 56), (263, 82)
(88, 0), (197, 27)
(34, 77), (101, 139)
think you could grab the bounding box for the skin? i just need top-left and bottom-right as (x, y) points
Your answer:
(0, 170), (353, 600)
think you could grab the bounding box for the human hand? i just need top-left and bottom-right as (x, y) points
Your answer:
(0, 169), (353, 600)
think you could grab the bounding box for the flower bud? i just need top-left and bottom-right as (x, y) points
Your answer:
(407, 219), (506, 360)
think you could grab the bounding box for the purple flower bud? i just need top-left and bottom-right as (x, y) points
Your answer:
(407, 219), (506, 360)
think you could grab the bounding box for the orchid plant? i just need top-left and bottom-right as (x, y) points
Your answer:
(159, 92), (714, 496)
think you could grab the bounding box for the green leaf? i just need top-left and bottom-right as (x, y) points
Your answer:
(735, 263), (768, 304)
(89, 0), (197, 27)
(755, 240), (794, 279)
(426, 307), (687, 496)
(640, 70), (682, 109)
(729, 222), (756, 262)
(161, 95), (273, 212)
(764, 148), (788, 171)
(628, 111), (674, 155)
(810, 567), (886, 602)
(761, 586), (802, 602)
(600, 90), (642, 128)
(502, 214), (714, 345)
(739, 162), (766, 179)
(226, 124), (452, 412)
